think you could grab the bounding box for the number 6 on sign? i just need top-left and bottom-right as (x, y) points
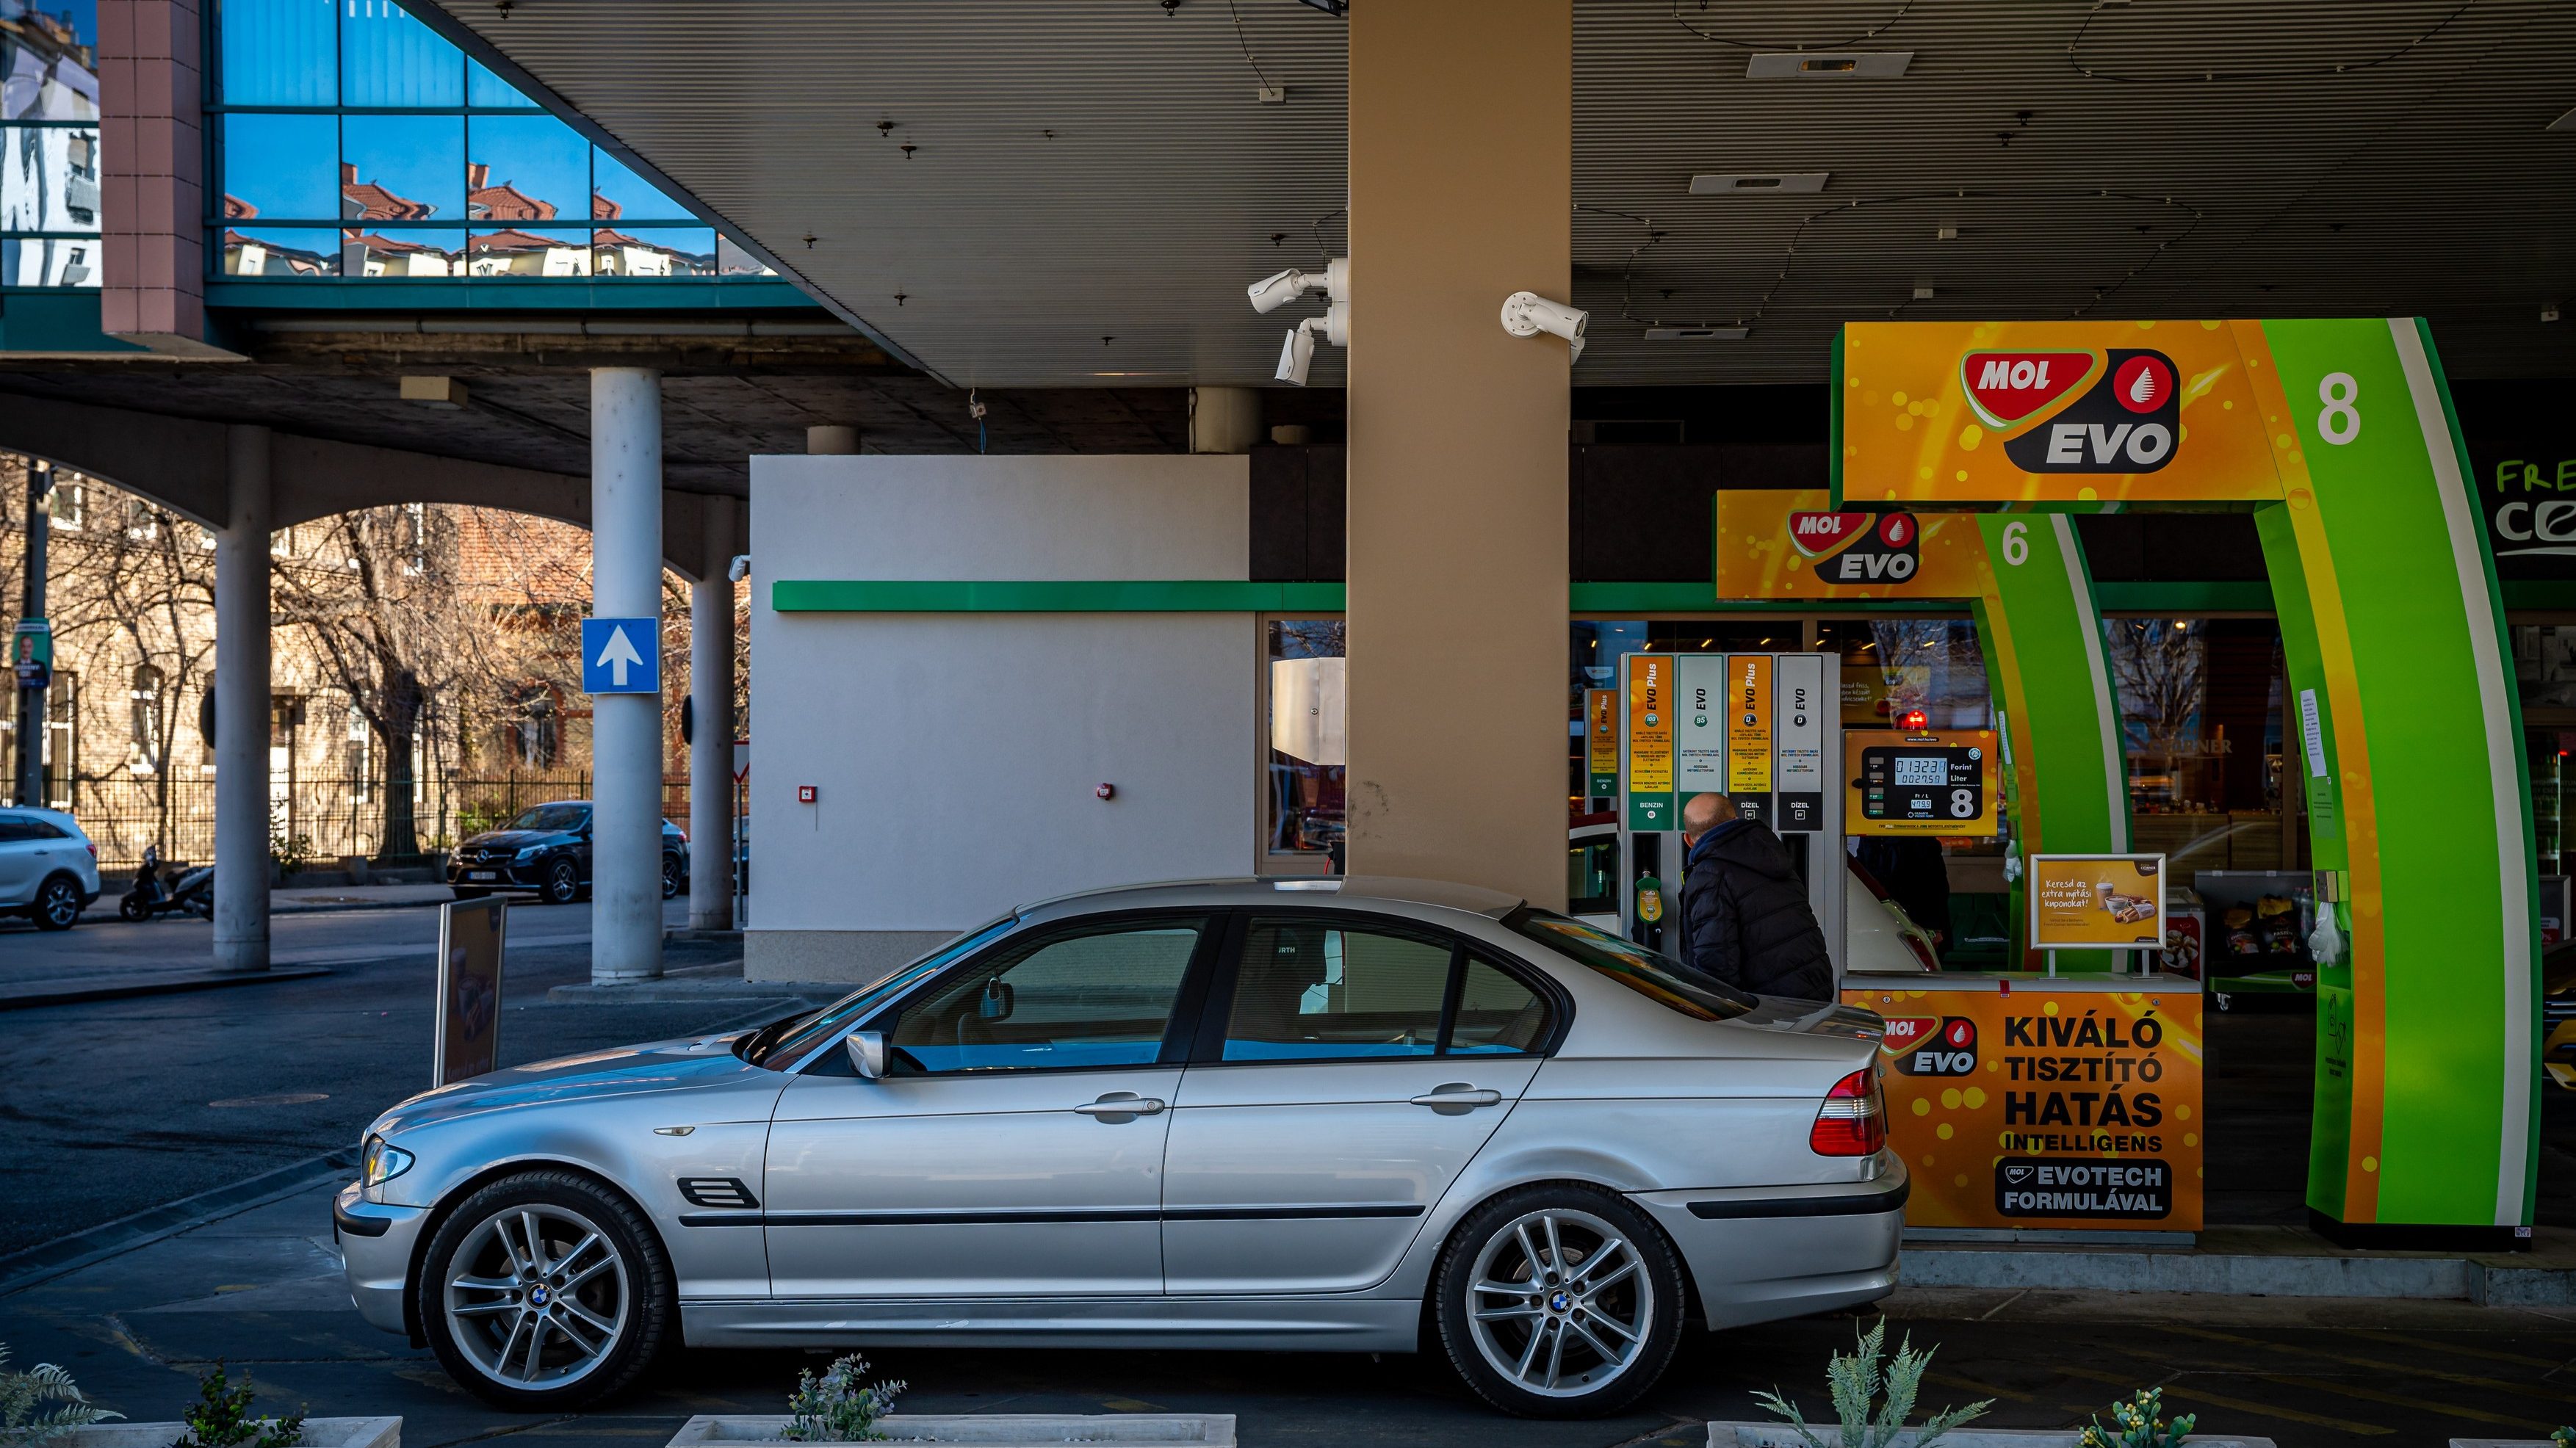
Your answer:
(2317, 372), (2360, 445)
(2000, 520), (2029, 566)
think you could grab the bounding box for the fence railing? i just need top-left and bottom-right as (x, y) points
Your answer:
(40, 772), (706, 874)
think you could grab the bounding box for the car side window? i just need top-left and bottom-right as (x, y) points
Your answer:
(1221, 919), (1455, 1062)
(0, 817), (37, 842)
(1448, 956), (1550, 1055)
(885, 916), (1208, 1075)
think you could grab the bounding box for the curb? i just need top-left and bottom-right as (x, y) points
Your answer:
(0, 964), (333, 1012)
(545, 981), (824, 1006)
(0, 1148), (358, 1297)
(1899, 1242), (2576, 1303)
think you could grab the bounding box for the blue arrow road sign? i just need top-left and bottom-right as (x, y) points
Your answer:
(581, 617), (659, 694)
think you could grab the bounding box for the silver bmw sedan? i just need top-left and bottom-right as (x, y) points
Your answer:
(335, 877), (1903, 1419)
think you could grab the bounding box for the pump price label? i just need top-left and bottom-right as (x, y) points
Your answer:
(1585, 689), (1618, 798)
(1624, 655), (1674, 831)
(1725, 656), (1773, 825)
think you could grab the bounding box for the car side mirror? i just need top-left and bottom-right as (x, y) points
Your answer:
(844, 1030), (887, 1081)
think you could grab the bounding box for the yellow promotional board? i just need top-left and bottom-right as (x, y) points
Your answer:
(1842, 982), (2205, 1231)
(1844, 728), (2001, 838)
(1837, 319), (2290, 508)
(1715, 490), (1990, 604)
(2030, 855), (2168, 951)
(1625, 656), (1674, 831)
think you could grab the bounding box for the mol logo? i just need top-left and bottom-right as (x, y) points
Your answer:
(1789, 511), (1919, 586)
(1958, 347), (2183, 474)
(1888, 1016), (1978, 1076)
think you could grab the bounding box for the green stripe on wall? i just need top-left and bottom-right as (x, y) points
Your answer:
(779, 579), (2314, 615)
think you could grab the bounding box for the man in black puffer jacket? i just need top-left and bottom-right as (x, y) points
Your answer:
(1677, 792), (1835, 1002)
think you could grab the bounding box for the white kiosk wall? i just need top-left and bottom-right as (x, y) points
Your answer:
(1616, 651), (1847, 978)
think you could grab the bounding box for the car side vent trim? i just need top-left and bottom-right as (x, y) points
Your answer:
(678, 1177), (760, 1209)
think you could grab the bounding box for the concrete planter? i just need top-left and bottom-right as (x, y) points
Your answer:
(668, 1415), (1233, 1447)
(1708, 1427), (2275, 1448)
(2448, 1440), (2564, 1447)
(58, 1419), (400, 1448)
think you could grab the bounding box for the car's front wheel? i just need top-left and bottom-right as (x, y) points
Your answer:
(417, 1170), (672, 1410)
(32, 875), (83, 931)
(541, 858), (581, 906)
(1432, 1184), (1685, 1418)
(660, 854), (682, 899)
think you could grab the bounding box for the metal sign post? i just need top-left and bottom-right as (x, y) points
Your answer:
(433, 895), (508, 1087)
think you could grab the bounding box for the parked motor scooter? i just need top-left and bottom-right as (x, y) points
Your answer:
(120, 846), (213, 921)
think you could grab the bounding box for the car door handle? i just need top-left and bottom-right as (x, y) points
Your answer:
(1072, 1094), (1166, 1118)
(1410, 1086), (1503, 1108)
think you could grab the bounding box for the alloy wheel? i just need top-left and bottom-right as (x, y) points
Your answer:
(35, 878), (81, 930)
(443, 1203), (629, 1389)
(1463, 1207), (1654, 1400)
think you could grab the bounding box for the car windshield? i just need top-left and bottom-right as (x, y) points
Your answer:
(508, 805), (590, 832)
(1504, 908), (1756, 1022)
(743, 914), (1020, 1070)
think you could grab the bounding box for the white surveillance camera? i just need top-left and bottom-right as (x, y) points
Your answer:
(1249, 268), (1316, 314)
(1276, 323), (1316, 385)
(1501, 291), (1587, 347)
(726, 554), (750, 584)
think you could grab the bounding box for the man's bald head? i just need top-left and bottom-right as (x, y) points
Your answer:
(1681, 792), (1737, 841)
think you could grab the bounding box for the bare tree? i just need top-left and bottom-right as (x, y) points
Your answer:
(2104, 618), (2205, 763)
(273, 507), (501, 859)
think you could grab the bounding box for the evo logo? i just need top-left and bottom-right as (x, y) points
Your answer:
(1995, 1157), (2173, 1220)
(1883, 1016), (1979, 1076)
(1789, 511), (1920, 584)
(1999, 349), (2181, 474)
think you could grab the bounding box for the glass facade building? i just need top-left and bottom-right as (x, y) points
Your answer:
(1, 0), (101, 286)
(3, 0), (772, 289)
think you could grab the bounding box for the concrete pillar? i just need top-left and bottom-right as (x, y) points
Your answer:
(1343, 0), (1570, 906)
(213, 425), (270, 971)
(1188, 387), (1261, 454)
(805, 424), (859, 455)
(688, 495), (737, 932)
(591, 367), (664, 982)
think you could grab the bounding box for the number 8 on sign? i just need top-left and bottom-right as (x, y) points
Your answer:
(2317, 372), (2360, 445)
(1950, 787), (1975, 819)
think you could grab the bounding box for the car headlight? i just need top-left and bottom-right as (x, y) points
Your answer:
(361, 1134), (414, 1187)
(513, 846), (542, 863)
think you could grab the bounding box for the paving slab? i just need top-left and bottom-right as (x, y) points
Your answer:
(1900, 1223), (2576, 1303)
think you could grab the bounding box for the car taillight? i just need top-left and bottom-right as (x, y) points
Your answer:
(1810, 1066), (1886, 1156)
(83, 841), (95, 858)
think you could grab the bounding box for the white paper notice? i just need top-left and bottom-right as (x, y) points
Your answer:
(2299, 688), (2328, 779)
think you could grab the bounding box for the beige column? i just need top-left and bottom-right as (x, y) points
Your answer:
(1344, 0), (1570, 906)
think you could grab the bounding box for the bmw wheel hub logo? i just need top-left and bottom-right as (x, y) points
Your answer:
(1550, 1291), (1571, 1312)
(529, 1285), (550, 1306)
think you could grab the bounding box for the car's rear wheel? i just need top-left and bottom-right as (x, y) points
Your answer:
(660, 854), (682, 899)
(1432, 1184), (1684, 1418)
(32, 875), (83, 931)
(418, 1170), (671, 1410)
(541, 858), (580, 906)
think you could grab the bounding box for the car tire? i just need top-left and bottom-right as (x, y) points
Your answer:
(32, 875), (83, 931)
(1431, 1183), (1686, 1419)
(417, 1170), (673, 1411)
(659, 855), (682, 900)
(541, 858), (581, 906)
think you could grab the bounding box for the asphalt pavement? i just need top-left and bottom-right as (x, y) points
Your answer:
(0, 896), (791, 1254)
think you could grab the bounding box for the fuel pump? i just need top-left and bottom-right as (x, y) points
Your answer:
(1613, 650), (1845, 977)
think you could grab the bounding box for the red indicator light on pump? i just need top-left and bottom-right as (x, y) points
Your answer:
(1897, 708), (1930, 731)
(1809, 1066), (1887, 1157)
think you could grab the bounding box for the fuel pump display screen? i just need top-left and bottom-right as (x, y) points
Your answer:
(1844, 730), (2002, 837)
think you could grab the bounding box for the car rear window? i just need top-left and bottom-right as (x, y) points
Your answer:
(1504, 908), (1756, 1022)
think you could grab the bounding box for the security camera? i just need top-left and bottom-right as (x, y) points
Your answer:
(1247, 258), (1349, 314)
(1277, 322), (1317, 386)
(726, 554), (750, 584)
(1501, 291), (1587, 347)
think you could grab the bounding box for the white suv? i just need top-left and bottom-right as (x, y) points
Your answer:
(0, 808), (100, 930)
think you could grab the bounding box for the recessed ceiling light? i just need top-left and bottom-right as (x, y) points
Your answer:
(1936, 225), (1960, 240)
(1745, 52), (1912, 79)
(1689, 173), (1828, 196)
(1645, 326), (1749, 341)
(1912, 286), (1935, 300)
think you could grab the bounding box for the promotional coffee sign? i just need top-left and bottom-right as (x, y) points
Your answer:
(2470, 440), (2576, 581)
(1843, 983), (2205, 1231)
(2030, 855), (2168, 951)
(434, 896), (508, 1087)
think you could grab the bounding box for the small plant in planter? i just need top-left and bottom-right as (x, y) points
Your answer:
(170, 1364), (303, 1448)
(779, 1355), (906, 1442)
(1, 1344), (121, 1447)
(2079, 1387), (2194, 1448)
(1753, 1318), (1992, 1448)
(2552, 1428), (2573, 1447)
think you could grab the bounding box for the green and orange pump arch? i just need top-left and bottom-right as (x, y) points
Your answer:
(1719, 318), (2536, 1239)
